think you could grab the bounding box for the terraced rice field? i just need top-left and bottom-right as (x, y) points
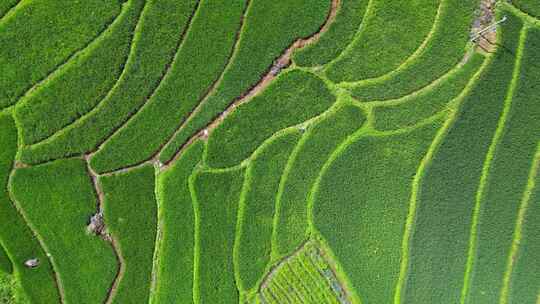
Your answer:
(0, 0), (538, 303)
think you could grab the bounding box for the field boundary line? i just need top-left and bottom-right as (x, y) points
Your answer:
(3, 1), (125, 111)
(502, 2), (540, 26)
(84, 0), (253, 176)
(6, 166), (65, 303)
(322, 0), (375, 69)
(460, 25), (527, 304)
(312, 233), (362, 304)
(393, 108), (458, 303)
(306, 245), (347, 303)
(0, 0), (22, 23)
(259, 239), (310, 292)
(101, 0), (254, 175)
(306, 110), (453, 304)
(390, 39), (492, 303)
(95, 96), (335, 176)
(269, 106), (340, 260)
(149, 165), (163, 304)
(358, 51), (482, 108)
(233, 166), (251, 296)
(156, 0), (255, 167)
(21, 0), (148, 151)
(499, 143), (540, 304)
(338, 0), (449, 87)
(14, 0), (139, 146)
(84, 156), (126, 304)
(159, 0), (340, 168)
(270, 97), (367, 259)
(23, 0), (192, 164)
(88, 0), (205, 161)
(187, 167), (204, 304)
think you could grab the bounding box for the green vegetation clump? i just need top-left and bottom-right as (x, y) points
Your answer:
(100, 165), (157, 304)
(325, 0), (440, 82)
(293, 0), (370, 67)
(404, 12), (524, 303)
(465, 25), (540, 304)
(3, 0), (540, 303)
(0, 113), (58, 303)
(274, 104), (366, 257)
(14, 0), (142, 145)
(350, 0), (479, 101)
(0, 0), (121, 108)
(0, 245), (11, 275)
(159, 0), (331, 164)
(205, 70), (335, 169)
(312, 117), (445, 304)
(235, 130), (301, 294)
(11, 158), (118, 304)
(18, 0), (197, 164)
(190, 168), (245, 304)
(508, 151), (540, 304)
(0, 0), (19, 18)
(89, 0), (248, 174)
(153, 141), (203, 304)
(513, 0), (540, 17)
(373, 52), (485, 131)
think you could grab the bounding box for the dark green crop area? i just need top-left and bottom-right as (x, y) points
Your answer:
(1, 0), (539, 303)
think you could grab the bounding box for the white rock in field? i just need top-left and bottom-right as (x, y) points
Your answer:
(24, 258), (39, 268)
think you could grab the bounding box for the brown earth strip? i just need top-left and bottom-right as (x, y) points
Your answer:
(84, 155), (125, 304)
(160, 0), (340, 171)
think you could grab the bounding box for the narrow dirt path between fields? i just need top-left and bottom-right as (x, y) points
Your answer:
(160, 0), (341, 171)
(88, 0), (203, 159)
(89, 0), (341, 176)
(84, 156), (125, 304)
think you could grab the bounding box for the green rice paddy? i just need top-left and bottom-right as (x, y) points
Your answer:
(0, 0), (538, 303)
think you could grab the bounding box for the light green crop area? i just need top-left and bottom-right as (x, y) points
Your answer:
(2, 1), (539, 303)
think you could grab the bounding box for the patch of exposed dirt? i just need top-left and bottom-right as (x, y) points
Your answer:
(472, 0), (499, 53)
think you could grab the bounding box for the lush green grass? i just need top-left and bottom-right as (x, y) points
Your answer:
(100, 164), (157, 304)
(10, 158), (118, 304)
(324, 0), (440, 82)
(404, 13), (523, 303)
(205, 69), (335, 169)
(159, 0), (331, 164)
(513, 0), (540, 18)
(293, 0), (369, 67)
(0, 0), (19, 19)
(0, 245), (11, 275)
(312, 117), (444, 304)
(235, 129), (301, 294)
(0, 113), (59, 303)
(19, 0), (197, 164)
(350, 0), (479, 100)
(190, 167), (245, 304)
(508, 153), (540, 304)
(153, 141), (203, 304)
(89, 0), (248, 174)
(465, 25), (540, 304)
(0, 0), (121, 108)
(14, 0), (141, 145)
(373, 52), (485, 131)
(274, 103), (365, 257)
